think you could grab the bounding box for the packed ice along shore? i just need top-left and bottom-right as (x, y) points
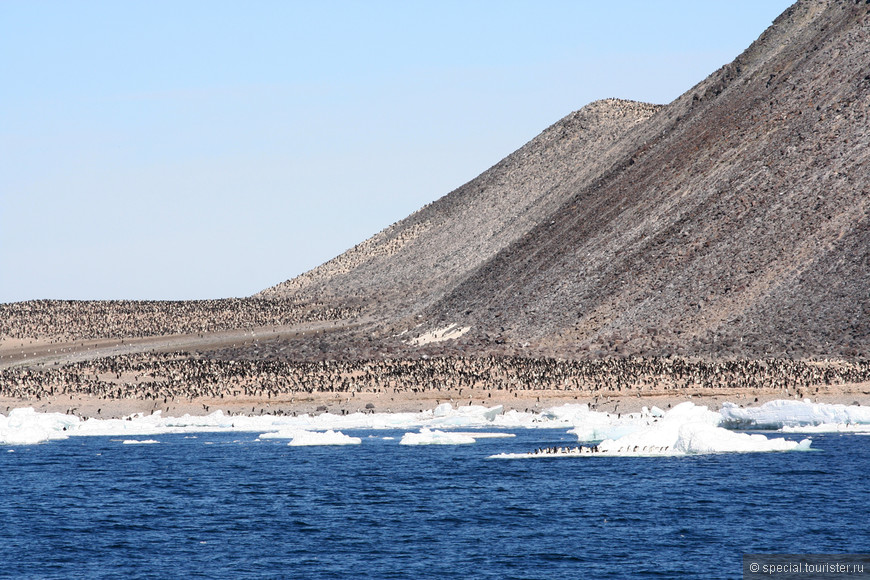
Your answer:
(493, 402), (815, 459)
(2, 399), (869, 453)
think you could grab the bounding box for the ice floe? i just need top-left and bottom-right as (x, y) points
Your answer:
(720, 399), (870, 429)
(592, 402), (811, 455)
(598, 421), (810, 455)
(259, 429), (361, 446)
(449, 432), (515, 439)
(122, 439), (159, 445)
(0, 399), (864, 452)
(780, 423), (870, 434)
(400, 429), (476, 445)
(491, 402), (812, 458)
(0, 407), (73, 445)
(0, 403), (516, 444)
(563, 402), (720, 443)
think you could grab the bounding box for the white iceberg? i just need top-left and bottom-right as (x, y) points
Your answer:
(0, 407), (74, 445)
(259, 429), (361, 446)
(400, 428), (476, 445)
(720, 399), (870, 429)
(563, 402), (720, 443)
(593, 402), (810, 455)
(598, 401), (810, 455)
(288, 430), (361, 446)
(671, 423), (810, 454)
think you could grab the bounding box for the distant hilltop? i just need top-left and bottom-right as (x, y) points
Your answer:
(254, 0), (869, 362)
(257, 98), (663, 309)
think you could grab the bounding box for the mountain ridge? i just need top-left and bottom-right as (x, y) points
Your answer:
(255, 0), (869, 362)
(257, 98), (663, 313)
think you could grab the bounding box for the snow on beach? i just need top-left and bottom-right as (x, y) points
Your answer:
(1, 399), (866, 454)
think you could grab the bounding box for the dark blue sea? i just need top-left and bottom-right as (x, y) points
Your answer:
(1, 430), (868, 579)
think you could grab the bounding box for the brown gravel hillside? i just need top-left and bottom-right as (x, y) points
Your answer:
(247, 1), (870, 363)
(417, 0), (870, 361)
(257, 99), (662, 316)
(3, 0), (867, 374)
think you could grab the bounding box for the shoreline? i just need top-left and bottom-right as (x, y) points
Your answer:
(4, 384), (868, 420)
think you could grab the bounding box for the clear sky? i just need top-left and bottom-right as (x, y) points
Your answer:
(1, 1), (794, 302)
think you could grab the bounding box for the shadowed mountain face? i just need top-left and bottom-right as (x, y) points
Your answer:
(260, 0), (869, 361)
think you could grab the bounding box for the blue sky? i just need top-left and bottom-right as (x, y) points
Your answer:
(1, 1), (794, 301)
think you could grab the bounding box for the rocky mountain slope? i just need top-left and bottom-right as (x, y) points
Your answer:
(257, 0), (869, 362)
(257, 99), (662, 314)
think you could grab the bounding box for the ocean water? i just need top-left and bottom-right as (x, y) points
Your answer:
(1, 430), (868, 579)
